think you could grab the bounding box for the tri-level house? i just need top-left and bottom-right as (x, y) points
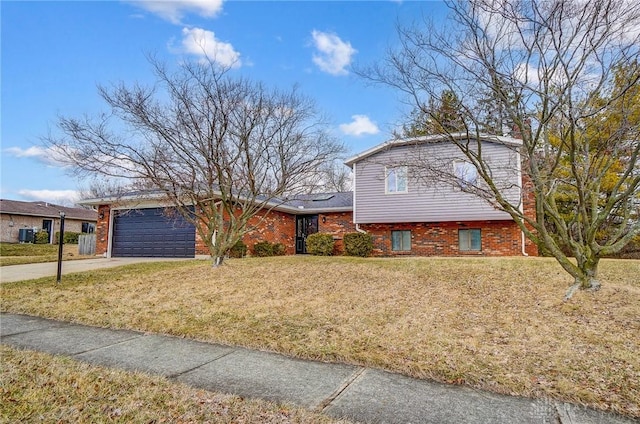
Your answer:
(81, 133), (537, 258)
(345, 133), (538, 256)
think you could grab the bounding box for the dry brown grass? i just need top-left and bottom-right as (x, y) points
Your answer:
(2, 256), (639, 417)
(0, 346), (348, 423)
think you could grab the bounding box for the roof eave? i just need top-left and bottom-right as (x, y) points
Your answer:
(0, 210), (97, 220)
(77, 192), (170, 206)
(79, 194), (353, 215)
(344, 133), (522, 166)
(273, 205), (353, 214)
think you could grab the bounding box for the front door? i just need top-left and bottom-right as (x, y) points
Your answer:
(295, 215), (318, 254)
(42, 219), (53, 244)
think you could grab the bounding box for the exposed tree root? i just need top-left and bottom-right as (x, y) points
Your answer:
(563, 279), (601, 301)
(212, 256), (224, 268)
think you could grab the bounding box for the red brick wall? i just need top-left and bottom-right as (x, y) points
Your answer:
(195, 210), (357, 256)
(242, 209), (296, 255)
(521, 172), (539, 256)
(194, 229), (209, 256)
(360, 220), (527, 256)
(194, 208), (296, 256)
(318, 211), (356, 254)
(96, 205), (111, 256)
(101, 203), (535, 258)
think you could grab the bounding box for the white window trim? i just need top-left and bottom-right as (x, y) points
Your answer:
(385, 166), (408, 194)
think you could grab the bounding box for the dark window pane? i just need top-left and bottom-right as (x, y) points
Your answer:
(471, 229), (481, 250)
(392, 230), (411, 251)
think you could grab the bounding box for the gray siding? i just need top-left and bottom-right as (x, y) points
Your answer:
(353, 142), (520, 223)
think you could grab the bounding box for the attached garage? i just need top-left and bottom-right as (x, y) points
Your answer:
(111, 208), (195, 258)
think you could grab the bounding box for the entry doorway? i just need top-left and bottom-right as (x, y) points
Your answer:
(42, 219), (53, 244)
(295, 215), (318, 254)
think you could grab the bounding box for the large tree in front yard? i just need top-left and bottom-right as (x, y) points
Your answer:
(363, 0), (640, 299)
(45, 57), (344, 266)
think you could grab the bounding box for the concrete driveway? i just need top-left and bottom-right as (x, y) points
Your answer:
(0, 257), (194, 283)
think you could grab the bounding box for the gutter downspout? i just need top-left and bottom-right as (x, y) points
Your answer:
(352, 162), (366, 234)
(517, 149), (529, 256)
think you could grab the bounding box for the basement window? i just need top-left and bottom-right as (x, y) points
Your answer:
(459, 229), (481, 251)
(391, 230), (411, 251)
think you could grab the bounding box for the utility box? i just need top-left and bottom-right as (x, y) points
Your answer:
(18, 228), (34, 243)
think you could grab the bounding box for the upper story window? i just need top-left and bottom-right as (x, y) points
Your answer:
(386, 166), (408, 193)
(454, 161), (478, 188)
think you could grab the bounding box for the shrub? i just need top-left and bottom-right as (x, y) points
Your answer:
(228, 240), (247, 258)
(272, 243), (286, 256)
(253, 241), (274, 257)
(344, 232), (373, 257)
(34, 231), (50, 244)
(54, 231), (81, 244)
(252, 241), (288, 257)
(305, 233), (334, 256)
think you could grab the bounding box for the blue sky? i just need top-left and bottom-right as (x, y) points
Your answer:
(1, 0), (447, 205)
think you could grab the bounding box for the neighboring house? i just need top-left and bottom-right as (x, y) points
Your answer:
(79, 133), (537, 258)
(0, 199), (98, 244)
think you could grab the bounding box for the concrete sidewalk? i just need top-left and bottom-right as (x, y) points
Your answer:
(0, 257), (192, 283)
(1, 313), (634, 424)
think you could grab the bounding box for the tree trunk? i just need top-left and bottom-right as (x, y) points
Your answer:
(212, 255), (225, 267)
(563, 255), (601, 301)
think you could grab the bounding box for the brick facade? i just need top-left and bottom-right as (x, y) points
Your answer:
(95, 205), (111, 255)
(240, 209), (296, 256)
(196, 210), (356, 256)
(521, 172), (539, 256)
(360, 220), (526, 256)
(318, 211), (357, 254)
(96, 204), (537, 258)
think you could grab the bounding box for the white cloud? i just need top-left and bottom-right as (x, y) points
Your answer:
(4, 146), (71, 167)
(18, 189), (81, 206)
(129, 0), (223, 24)
(339, 115), (379, 136)
(180, 27), (241, 68)
(513, 62), (540, 85)
(311, 30), (356, 76)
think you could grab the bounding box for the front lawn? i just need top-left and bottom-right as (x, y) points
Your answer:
(1, 256), (638, 417)
(0, 243), (94, 266)
(0, 346), (347, 423)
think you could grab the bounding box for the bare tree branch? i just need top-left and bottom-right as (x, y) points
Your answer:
(44, 57), (345, 266)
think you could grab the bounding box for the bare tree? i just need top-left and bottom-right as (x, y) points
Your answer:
(362, 0), (640, 299)
(76, 177), (149, 207)
(301, 160), (353, 193)
(46, 56), (344, 266)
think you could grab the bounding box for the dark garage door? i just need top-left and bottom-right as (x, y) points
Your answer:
(112, 208), (195, 258)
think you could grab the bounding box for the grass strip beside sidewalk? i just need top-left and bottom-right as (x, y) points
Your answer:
(0, 243), (93, 266)
(0, 346), (348, 423)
